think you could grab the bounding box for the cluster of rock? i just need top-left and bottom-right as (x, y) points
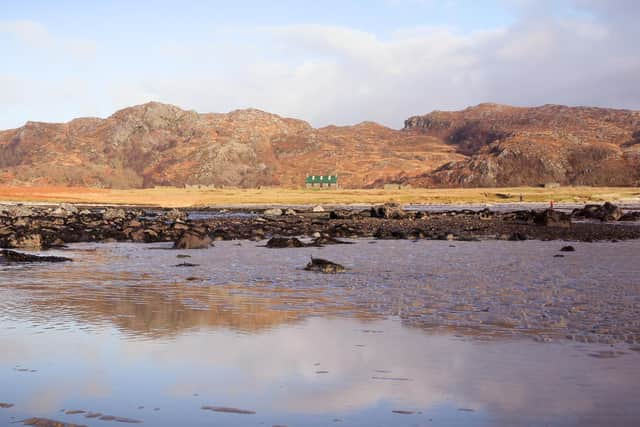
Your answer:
(1, 202), (639, 256)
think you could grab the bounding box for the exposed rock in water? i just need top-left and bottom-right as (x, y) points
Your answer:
(173, 231), (213, 249)
(304, 257), (346, 273)
(266, 237), (307, 248)
(21, 417), (88, 427)
(0, 249), (72, 263)
(201, 406), (256, 415)
(560, 245), (576, 252)
(174, 262), (199, 267)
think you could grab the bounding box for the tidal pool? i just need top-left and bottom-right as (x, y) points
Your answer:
(1, 240), (639, 426)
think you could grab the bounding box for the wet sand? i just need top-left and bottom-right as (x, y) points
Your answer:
(1, 239), (639, 425)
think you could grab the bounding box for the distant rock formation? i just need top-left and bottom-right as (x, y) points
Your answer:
(1, 101), (638, 188)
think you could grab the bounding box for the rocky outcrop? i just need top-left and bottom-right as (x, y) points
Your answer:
(2, 102), (638, 189)
(403, 103), (640, 187)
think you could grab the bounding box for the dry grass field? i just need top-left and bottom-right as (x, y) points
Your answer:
(0, 185), (639, 208)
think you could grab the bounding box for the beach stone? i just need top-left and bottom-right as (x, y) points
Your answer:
(312, 205), (325, 212)
(284, 208), (297, 216)
(560, 245), (575, 252)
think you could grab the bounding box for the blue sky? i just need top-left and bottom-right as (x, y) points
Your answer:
(1, 0), (639, 129)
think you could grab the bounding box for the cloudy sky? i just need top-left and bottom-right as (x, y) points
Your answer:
(1, 0), (639, 129)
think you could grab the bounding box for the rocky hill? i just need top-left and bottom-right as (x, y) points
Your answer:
(402, 103), (640, 187)
(1, 102), (638, 188)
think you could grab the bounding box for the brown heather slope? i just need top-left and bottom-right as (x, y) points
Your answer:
(1, 101), (639, 189)
(403, 103), (640, 187)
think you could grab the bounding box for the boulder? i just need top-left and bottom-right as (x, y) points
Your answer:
(284, 208), (297, 216)
(304, 257), (346, 273)
(572, 202), (623, 221)
(173, 231), (213, 249)
(312, 205), (325, 213)
(371, 202), (406, 219)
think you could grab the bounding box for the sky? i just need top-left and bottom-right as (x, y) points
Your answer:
(1, 0), (639, 129)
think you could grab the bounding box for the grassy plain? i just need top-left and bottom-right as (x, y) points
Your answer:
(0, 185), (638, 208)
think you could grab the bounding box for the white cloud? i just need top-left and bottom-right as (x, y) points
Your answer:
(0, 2), (638, 129)
(0, 19), (96, 61)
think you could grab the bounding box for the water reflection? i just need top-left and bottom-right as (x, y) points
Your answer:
(1, 240), (640, 426)
(0, 317), (639, 426)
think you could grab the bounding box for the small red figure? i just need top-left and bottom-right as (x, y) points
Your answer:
(550, 200), (554, 209)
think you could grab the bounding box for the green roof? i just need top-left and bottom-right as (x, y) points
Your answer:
(305, 175), (338, 184)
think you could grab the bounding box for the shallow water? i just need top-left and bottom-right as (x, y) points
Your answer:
(1, 240), (639, 426)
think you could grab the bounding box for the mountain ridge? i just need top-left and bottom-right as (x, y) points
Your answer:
(1, 102), (638, 188)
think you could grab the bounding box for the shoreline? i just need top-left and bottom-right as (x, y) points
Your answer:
(1, 202), (640, 253)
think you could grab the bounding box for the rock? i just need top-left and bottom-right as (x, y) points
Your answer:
(173, 231), (213, 249)
(312, 205), (325, 212)
(266, 237), (307, 248)
(371, 202), (406, 219)
(52, 203), (78, 217)
(4, 205), (33, 217)
(329, 210), (359, 219)
(508, 232), (528, 241)
(284, 208), (297, 216)
(304, 257), (346, 273)
(597, 202), (623, 221)
(174, 262), (199, 267)
(1, 249), (72, 263)
(9, 233), (45, 250)
(166, 208), (187, 221)
(312, 232), (321, 238)
(311, 236), (353, 246)
(103, 208), (126, 220)
(560, 245), (575, 252)
(264, 208), (283, 216)
(572, 202), (624, 221)
(534, 209), (571, 227)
